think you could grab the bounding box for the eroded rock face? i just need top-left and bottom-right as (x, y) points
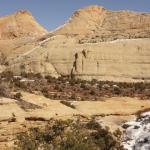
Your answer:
(7, 45), (59, 77)
(55, 5), (150, 42)
(1, 5), (150, 82)
(6, 34), (150, 82)
(0, 10), (52, 75)
(0, 10), (47, 40)
(54, 5), (106, 36)
(0, 9), (48, 71)
(70, 39), (150, 82)
(46, 6), (150, 81)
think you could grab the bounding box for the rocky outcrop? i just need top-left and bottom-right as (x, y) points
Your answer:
(69, 39), (150, 82)
(0, 10), (50, 74)
(55, 5), (150, 42)
(54, 5), (106, 36)
(0, 10), (47, 40)
(7, 43), (59, 77)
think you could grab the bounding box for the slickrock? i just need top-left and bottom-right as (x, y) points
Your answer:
(0, 93), (150, 149)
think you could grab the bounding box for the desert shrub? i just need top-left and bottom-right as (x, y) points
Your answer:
(134, 82), (145, 92)
(54, 84), (63, 92)
(91, 79), (97, 85)
(20, 72), (28, 78)
(1, 72), (150, 101)
(69, 79), (76, 86)
(0, 71), (13, 79)
(78, 39), (84, 44)
(13, 79), (28, 90)
(34, 73), (43, 79)
(42, 87), (49, 97)
(113, 86), (121, 95)
(144, 89), (150, 98)
(57, 76), (68, 82)
(75, 78), (83, 85)
(0, 82), (12, 98)
(45, 75), (56, 83)
(14, 119), (124, 150)
(58, 87), (63, 92)
(14, 92), (22, 100)
(54, 85), (60, 91)
(80, 83), (86, 89)
(90, 89), (96, 95)
(86, 118), (100, 129)
(70, 93), (76, 100)
(97, 84), (102, 90)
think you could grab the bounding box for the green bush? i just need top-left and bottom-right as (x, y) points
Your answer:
(14, 119), (124, 150)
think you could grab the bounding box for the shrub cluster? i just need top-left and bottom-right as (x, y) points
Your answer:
(1, 71), (150, 101)
(14, 118), (124, 150)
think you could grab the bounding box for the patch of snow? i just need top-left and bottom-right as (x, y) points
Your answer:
(13, 76), (22, 79)
(122, 111), (150, 150)
(109, 38), (149, 43)
(20, 78), (35, 82)
(142, 111), (150, 116)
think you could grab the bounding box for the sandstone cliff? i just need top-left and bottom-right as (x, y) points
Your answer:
(1, 5), (150, 82)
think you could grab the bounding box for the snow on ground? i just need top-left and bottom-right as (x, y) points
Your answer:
(122, 112), (150, 150)
(109, 38), (149, 43)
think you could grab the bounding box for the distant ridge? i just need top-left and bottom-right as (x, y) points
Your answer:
(54, 5), (150, 42)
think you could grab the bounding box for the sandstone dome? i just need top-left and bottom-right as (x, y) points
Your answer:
(0, 10), (47, 40)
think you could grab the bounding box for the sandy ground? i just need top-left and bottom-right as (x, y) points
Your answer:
(0, 92), (150, 149)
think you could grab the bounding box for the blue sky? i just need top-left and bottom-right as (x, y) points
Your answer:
(0, 0), (149, 31)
